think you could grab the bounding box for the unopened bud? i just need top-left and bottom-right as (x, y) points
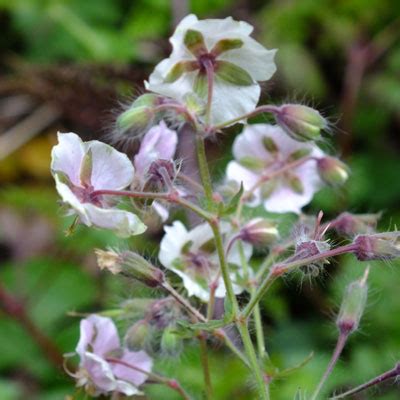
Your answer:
(124, 320), (151, 351)
(273, 104), (327, 142)
(295, 240), (330, 260)
(117, 94), (159, 135)
(240, 218), (279, 247)
(95, 249), (165, 287)
(160, 326), (182, 357)
(337, 268), (369, 335)
(331, 212), (380, 237)
(353, 232), (400, 261)
(317, 157), (349, 186)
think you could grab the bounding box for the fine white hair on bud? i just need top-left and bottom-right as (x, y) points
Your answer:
(353, 232), (400, 261)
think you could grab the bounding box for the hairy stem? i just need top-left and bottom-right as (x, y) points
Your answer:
(194, 135), (214, 204)
(311, 332), (349, 400)
(331, 362), (400, 399)
(198, 334), (213, 400)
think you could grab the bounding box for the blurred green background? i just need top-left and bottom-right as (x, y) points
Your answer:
(0, 0), (399, 399)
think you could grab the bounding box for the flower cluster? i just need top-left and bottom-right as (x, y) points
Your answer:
(50, 13), (400, 400)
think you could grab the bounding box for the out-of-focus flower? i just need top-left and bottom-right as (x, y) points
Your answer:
(226, 124), (324, 214)
(133, 121), (178, 221)
(146, 14), (276, 126)
(330, 212), (380, 237)
(159, 221), (252, 301)
(73, 315), (152, 397)
(51, 132), (146, 237)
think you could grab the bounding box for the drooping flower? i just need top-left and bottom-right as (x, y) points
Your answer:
(73, 315), (152, 397)
(159, 220), (252, 301)
(51, 132), (146, 237)
(226, 124), (325, 214)
(146, 14), (276, 126)
(133, 121), (178, 221)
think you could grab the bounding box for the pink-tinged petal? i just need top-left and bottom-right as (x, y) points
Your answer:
(112, 350), (152, 388)
(80, 352), (117, 395)
(134, 121), (178, 178)
(76, 315), (120, 358)
(51, 132), (84, 185)
(83, 204), (147, 238)
(85, 141), (134, 190)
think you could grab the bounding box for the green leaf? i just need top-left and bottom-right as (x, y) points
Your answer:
(215, 61), (253, 86)
(220, 183), (244, 216)
(274, 352), (314, 378)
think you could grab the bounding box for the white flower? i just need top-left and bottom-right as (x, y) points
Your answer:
(74, 315), (152, 397)
(51, 132), (146, 237)
(133, 121), (178, 222)
(146, 14), (276, 126)
(226, 124), (325, 214)
(159, 220), (252, 302)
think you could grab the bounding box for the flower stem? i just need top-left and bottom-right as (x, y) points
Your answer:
(330, 362), (400, 399)
(194, 135), (214, 204)
(311, 332), (349, 400)
(243, 244), (358, 319)
(198, 334), (213, 400)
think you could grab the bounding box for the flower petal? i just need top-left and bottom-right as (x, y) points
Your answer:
(51, 132), (84, 185)
(84, 141), (134, 190)
(83, 204), (147, 238)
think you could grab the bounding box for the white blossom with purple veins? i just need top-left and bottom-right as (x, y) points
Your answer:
(146, 14), (276, 126)
(159, 221), (252, 301)
(134, 121), (178, 221)
(226, 124), (325, 214)
(74, 315), (152, 397)
(51, 132), (146, 237)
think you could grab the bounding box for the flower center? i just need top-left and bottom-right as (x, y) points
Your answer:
(198, 53), (216, 74)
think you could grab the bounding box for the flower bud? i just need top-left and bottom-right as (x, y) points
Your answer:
(124, 320), (152, 351)
(353, 232), (400, 261)
(337, 268), (369, 335)
(240, 218), (279, 247)
(116, 94), (159, 135)
(95, 249), (165, 287)
(273, 104), (327, 142)
(160, 326), (182, 357)
(317, 157), (349, 186)
(331, 212), (380, 237)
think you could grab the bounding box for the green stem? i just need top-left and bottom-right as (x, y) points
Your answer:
(237, 321), (269, 400)
(199, 335), (213, 400)
(195, 135), (214, 204)
(254, 303), (266, 359)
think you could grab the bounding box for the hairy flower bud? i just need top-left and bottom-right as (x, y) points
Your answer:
(317, 157), (349, 186)
(95, 249), (165, 287)
(337, 268), (369, 335)
(116, 94), (159, 135)
(353, 232), (400, 261)
(124, 320), (152, 351)
(160, 326), (182, 357)
(240, 218), (279, 247)
(331, 212), (380, 237)
(273, 104), (327, 142)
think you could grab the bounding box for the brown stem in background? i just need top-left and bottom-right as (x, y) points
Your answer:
(0, 284), (64, 368)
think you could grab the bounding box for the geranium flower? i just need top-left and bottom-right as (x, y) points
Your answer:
(73, 315), (152, 397)
(159, 220), (252, 302)
(133, 121), (178, 221)
(226, 124), (325, 214)
(146, 14), (276, 126)
(51, 132), (146, 237)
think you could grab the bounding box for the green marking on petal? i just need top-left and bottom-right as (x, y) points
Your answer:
(287, 174), (304, 194)
(287, 148), (312, 162)
(164, 61), (199, 83)
(262, 137), (279, 153)
(55, 171), (73, 187)
(211, 38), (243, 56)
(184, 29), (207, 57)
(80, 148), (93, 186)
(215, 61), (253, 86)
